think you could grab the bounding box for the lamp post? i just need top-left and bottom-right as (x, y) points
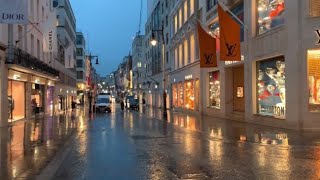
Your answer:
(150, 26), (167, 119)
(86, 54), (99, 113)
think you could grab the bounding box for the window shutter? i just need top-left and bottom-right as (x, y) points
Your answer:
(310, 0), (320, 17)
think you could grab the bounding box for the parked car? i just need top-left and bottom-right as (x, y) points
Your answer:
(95, 94), (111, 113)
(125, 96), (134, 108)
(128, 98), (139, 109)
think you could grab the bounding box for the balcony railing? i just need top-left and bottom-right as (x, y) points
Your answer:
(6, 46), (60, 77)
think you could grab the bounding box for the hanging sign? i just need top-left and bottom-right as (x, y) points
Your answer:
(43, 11), (58, 52)
(0, 0), (28, 24)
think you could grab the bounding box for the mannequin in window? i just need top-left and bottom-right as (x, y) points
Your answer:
(269, 0), (285, 28)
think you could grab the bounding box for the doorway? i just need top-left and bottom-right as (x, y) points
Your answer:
(232, 65), (245, 112)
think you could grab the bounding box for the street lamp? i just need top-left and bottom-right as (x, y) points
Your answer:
(87, 53), (99, 65)
(86, 53), (99, 113)
(150, 33), (158, 46)
(150, 26), (167, 119)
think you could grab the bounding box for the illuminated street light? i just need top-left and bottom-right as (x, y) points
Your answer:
(150, 32), (157, 46)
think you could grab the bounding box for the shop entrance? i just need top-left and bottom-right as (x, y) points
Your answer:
(31, 84), (45, 114)
(8, 80), (26, 121)
(232, 65), (245, 112)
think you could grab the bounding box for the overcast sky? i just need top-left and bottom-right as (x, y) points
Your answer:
(70, 0), (147, 76)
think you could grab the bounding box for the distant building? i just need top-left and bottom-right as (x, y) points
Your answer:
(55, 0), (77, 112)
(132, 35), (145, 101)
(76, 32), (87, 105)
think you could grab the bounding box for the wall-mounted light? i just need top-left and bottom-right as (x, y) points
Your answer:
(13, 74), (21, 80)
(150, 32), (157, 46)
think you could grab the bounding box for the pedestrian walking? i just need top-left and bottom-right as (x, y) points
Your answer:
(120, 100), (124, 111)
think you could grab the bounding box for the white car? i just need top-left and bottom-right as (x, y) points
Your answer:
(95, 94), (111, 113)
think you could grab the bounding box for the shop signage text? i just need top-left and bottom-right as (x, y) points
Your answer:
(13, 74), (21, 80)
(185, 74), (193, 80)
(48, 31), (53, 50)
(265, 105), (286, 119)
(0, 0), (28, 24)
(225, 55), (244, 65)
(315, 29), (320, 45)
(2, 13), (24, 21)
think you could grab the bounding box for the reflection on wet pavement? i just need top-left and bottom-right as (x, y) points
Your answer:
(0, 108), (88, 180)
(55, 105), (320, 180)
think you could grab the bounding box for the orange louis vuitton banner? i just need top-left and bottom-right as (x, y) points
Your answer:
(217, 4), (241, 61)
(197, 22), (217, 68)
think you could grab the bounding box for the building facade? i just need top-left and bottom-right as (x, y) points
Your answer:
(143, 0), (320, 130)
(0, 0), (61, 126)
(132, 35), (145, 102)
(144, 0), (174, 108)
(54, 0), (77, 113)
(76, 32), (87, 106)
(170, 0), (200, 113)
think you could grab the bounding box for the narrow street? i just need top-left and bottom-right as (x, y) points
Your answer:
(53, 104), (320, 180)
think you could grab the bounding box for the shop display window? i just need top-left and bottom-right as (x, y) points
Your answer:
(209, 3), (244, 43)
(257, 57), (285, 119)
(8, 80), (26, 121)
(307, 50), (320, 112)
(209, 71), (220, 109)
(32, 84), (45, 113)
(178, 83), (184, 107)
(184, 80), (195, 110)
(47, 86), (54, 113)
(257, 0), (285, 35)
(173, 84), (178, 107)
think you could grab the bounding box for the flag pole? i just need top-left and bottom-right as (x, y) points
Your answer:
(217, 0), (247, 30)
(196, 19), (220, 39)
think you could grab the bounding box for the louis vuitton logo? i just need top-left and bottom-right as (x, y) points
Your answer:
(225, 43), (237, 57)
(315, 29), (320, 45)
(204, 53), (214, 64)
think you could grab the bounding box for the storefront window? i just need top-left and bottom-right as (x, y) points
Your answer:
(209, 71), (220, 109)
(257, 57), (285, 119)
(8, 80), (26, 121)
(308, 50), (320, 112)
(184, 80), (195, 110)
(257, 0), (285, 35)
(32, 84), (45, 114)
(178, 83), (184, 107)
(173, 84), (178, 107)
(47, 86), (54, 113)
(209, 3), (244, 43)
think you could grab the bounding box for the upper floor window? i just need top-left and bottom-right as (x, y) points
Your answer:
(166, 15), (168, 27)
(257, 0), (285, 35)
(184, 0), (188, 23)
(179, 8), (182, 29)
(137, 62), (142, 68)
(174, 15), (178, 33)
(190, 0), (195, 16)
(309, 0), (320, 17)
(76, 48), (83, 56)
(207, 0), (217, 11)
(77, 59), (83, 68)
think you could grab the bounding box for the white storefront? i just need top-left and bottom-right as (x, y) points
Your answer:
(202, 0), (320, 130)
(171, 62), (200, 113)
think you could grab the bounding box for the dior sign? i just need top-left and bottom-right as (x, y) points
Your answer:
(0, 0), (28, 24)
(315, 29), (320, 45)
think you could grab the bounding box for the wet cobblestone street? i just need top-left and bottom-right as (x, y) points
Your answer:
(54, 105), (320, 180)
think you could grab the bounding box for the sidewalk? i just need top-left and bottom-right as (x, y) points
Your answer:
(137, 106), (320, 147)
(0, 108), (89, 180)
